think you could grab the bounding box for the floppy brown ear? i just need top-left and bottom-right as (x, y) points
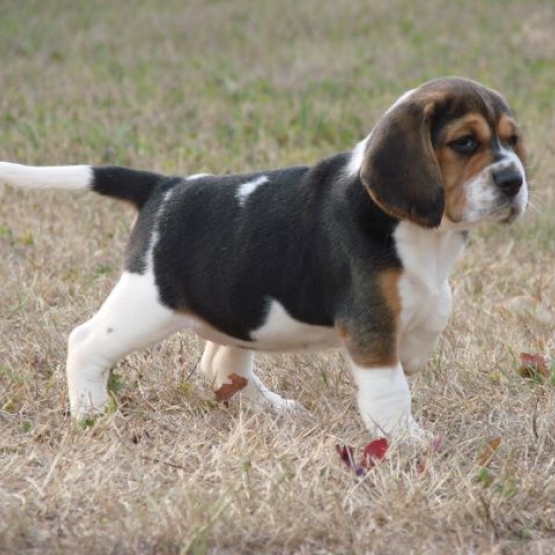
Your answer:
(360, 99), (445, 228)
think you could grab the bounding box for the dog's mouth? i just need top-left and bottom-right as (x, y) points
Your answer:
(491, 200), (526, 224)
(501, 205), (525, 224)
(449, 198), (526, 229)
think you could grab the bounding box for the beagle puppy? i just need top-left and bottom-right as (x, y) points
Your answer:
(0, 77), (528, 438)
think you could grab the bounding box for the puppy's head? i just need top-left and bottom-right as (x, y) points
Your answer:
(358, 77), (528, 228)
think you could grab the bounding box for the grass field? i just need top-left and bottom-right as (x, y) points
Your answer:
(1, 1), (555, 553)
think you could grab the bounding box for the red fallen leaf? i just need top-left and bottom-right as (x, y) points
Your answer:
(360, 438), (389, 469)
(335, 444), (356, 468)
(519, 352), (550, 381)
(214, 373), (248, 402)
(336, 438), (389, 475)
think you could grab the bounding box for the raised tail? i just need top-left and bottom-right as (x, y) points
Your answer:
(0, 162), (164, 210)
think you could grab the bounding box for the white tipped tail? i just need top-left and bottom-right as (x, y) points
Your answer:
(0, 162), (93, 191)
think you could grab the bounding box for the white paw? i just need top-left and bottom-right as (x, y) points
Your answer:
(68, 386), (110, 419)
(394, 420), (434, 448)
(364, 411), (429, 438)
(240, 385), (304, 414)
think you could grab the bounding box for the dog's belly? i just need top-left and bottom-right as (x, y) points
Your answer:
(184, 298), (340, 352)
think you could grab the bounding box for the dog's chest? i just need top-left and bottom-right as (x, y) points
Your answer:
(394, 222), (466, 334)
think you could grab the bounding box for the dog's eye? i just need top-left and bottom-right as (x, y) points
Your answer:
(449, 135), (479, 155)
(507, 134), (519, 148)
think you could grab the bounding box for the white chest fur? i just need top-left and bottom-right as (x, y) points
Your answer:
(394, 221), (466, 373)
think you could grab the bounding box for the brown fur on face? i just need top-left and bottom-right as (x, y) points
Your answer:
(434, 113), (495, 223)
(360, 77), (525, 228)
(434, 112), (526, 223)
(497, 115), (526, 164)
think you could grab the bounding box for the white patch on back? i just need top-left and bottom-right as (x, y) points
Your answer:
(145, 188), (175, 273)
(0, 162), (93, 191)
(236, 176), (269, 206)
(187, 173), (211, 180)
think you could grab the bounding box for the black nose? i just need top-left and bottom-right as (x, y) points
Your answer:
(494, 168), (523, 198)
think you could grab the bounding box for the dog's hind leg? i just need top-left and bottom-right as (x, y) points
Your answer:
(200, 342), (300, 412)
(67, 271), (188, 418)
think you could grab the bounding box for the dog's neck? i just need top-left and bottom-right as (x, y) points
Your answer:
(394, 221), (467, 291)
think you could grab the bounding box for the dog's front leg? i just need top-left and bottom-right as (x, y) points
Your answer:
(347, 357), (423, 438)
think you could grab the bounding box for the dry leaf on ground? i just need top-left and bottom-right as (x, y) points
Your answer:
(518, 352), (551, 380)
(477, 437), (502, 467)
(214, 373), (249, 401)
(336, 438), (389, 476)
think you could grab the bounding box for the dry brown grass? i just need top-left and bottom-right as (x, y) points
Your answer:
(1, 1), (555, 553)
